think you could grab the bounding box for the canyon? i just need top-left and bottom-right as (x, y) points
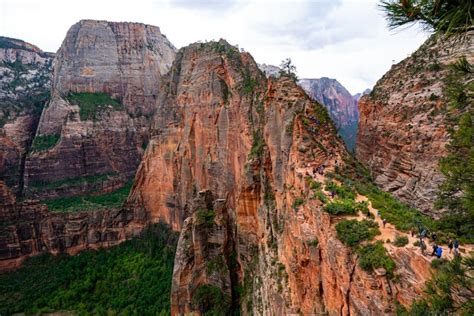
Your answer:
(0, 17), (472, 316)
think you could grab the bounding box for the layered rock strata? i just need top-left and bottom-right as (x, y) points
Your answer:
(356, 32), (473, 215)
(0, 37), (53, 196)
(23, 20), (176, 200)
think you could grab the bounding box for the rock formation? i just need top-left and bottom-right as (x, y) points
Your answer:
(0, 37), (53, 196)
(23, 20), (176, 200)
(356, 32), (473, 215)
(300, 77), (360, 152)
(129, 40), (429, 315)
(0, 180), (148, 271)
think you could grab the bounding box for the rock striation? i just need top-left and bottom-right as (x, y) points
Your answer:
(0, 181), (148, 271)
(129, 40), (429, 315)
(300, 77), (360, 152)
(23, 20), (176, 200)
(356, 32), (473, 215)
(0, 37), (53, 196)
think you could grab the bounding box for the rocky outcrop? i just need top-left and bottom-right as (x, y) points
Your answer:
(0, 181), (148, 271)
(23, 20), (176, 200)
(129, 40), (429, 315)
(0, 37), (53, 196)
(300, 77), (359, 152)
(356, 32), (473, 215)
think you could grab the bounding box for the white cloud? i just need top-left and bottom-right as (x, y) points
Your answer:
(0, 0), (428, 93)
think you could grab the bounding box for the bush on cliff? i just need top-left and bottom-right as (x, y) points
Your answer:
(324, 199), (357, 215)
(336, 219), (380, 247)
(66, 92), (123, 121)
(357, 241), (395, 275)
(0, 223), (178, 315)
(191, 284), (231, 315)
(31, 134), (60, 152)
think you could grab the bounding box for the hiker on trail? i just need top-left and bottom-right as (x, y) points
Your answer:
(454, 239), (460, 256)
(431, 244), (438, 256)
(420, 229), (427, 239)
(367, 209), (371, 218)
(377, 211), (380, 217)
(436, 246), (443, 259)
(330, 191), (335, 199)
(382, 219), (387, 228)
(431, 232), (437, 243)
(448, 239), (454, 254)
(420, 240), (426, 255)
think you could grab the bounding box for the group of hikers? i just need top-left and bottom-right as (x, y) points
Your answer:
(416, 228), (461, 259)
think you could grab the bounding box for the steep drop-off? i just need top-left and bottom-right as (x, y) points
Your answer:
(23, 20), (176, 201)
(357, 32), (473, 215)
(129, 40), (429, 315)
(0, 37), (53, 196)
(300, 77), (359, 152)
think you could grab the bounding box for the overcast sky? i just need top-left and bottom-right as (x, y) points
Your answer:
(0, 0), (428, 93)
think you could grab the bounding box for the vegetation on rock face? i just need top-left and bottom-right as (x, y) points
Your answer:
(195, 208), (216, 226)
(358, 241), (395, 275)
(191, 284), (231, 315)
(398, 255), (474, 316)
(43, 181), (132, 212)
(380, 0), (473, 35)
(336, 219), (380, 247)
(393, 235), (409, 247)
(66, 92), (123, 121)
(31, 134), (60, 152)
(0, 223), (178, 315)
(324, 199), (358, 215)
(436, 57), (474, 243)
(279, 58), (298, 82)
(29, 172), (117, 191)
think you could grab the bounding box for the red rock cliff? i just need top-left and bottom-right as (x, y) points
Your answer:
(356, 32), (473, 215)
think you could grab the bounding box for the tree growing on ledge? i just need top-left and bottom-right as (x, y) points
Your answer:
(379, 0), (473, 35)
(279, 58), (298, 82)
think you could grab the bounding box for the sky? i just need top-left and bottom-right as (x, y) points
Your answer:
(0, 0), (428, 94)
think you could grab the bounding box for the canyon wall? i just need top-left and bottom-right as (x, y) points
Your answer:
(129, 40), (429, 315)
(300, 77), (359, 152)
(23, 20), (176, 200)
(0, 181), (148, 271)
(0, 37), (53, 196)
(356, 32), (473, 215)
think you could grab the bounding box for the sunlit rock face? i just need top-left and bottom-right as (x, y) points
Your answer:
(357, 32), (473, 216)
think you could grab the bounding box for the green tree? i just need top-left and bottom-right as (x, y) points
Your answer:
(279, 58), (298, 81)
(379, 0), (473, 35)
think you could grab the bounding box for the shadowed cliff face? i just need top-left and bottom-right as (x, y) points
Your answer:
(22, 20), (176, 200)
(356, 32), (473, 216)
(0, 37), (53, 196)
(300, 77), (359, 152)
(129, 40), (429, 315)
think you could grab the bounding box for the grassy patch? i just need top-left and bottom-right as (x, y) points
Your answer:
(43, 181), (132, 212)
(292, 197), (305, 210)
(358, 241), (395, 275)
(66, 92), (123, 121)
(31, 134), (60, 152)
(249, 131), (265, 159)
(336, 219), (380, 247)
(241, 68), (257, 94)
(0, 223), (178, 315)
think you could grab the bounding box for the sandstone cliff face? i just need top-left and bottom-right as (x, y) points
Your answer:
(129, 40), (429, 315)
(300, 77), (359, 152)
(356, 32), (473, 215)
(23, 20), (176, 200)
(0, 37), (53, 196)
(0, 181), (147, 271)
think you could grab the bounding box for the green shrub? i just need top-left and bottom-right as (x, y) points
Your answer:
(43, 181), (132, 212)
(31, 134), (60, 152)
(325, 181), (355, 200)
(313, 190), (328, 204)
(0, 223), (178, 315)
(195, 209), (216, 226)
(192, 284), (231, 315)
(29, 172), (116, 191)
(307, 239), (319, 247)
(292, 197), (305, 210)
(241, 68), (257, 94)
(249, 131), (265, 159)
(324, 199), (357, 215)
(336, 219), (380, 247)
(430, 258), (449, 270)
(358, 241), (395, 275)
(66, 92), (123, 121)
(393, 235), (409, 247)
